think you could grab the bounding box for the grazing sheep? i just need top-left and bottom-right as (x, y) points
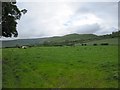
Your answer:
(21, 46), (27, 49)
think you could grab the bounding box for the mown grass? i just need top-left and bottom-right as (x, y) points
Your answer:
(2, 46), (118, 88)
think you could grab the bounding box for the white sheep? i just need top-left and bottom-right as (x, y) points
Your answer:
(21, 46), (27, 49)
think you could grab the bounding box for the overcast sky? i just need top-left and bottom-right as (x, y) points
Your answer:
(3, 0), (119, 39)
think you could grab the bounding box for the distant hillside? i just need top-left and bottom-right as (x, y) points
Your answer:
(1, 31), (119, 47)
(2, 34), (98, 47)
(61, 33), (98, 41)
(46, 34), (98, 42)
(2, 38), (46, 48)
(82, 38), (118, 45)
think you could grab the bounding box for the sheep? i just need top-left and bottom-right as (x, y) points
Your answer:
(21, 46), (27, 49)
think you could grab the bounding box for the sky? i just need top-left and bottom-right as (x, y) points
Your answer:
(2, 0), (119, 39)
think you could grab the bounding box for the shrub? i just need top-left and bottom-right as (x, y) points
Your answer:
(93, 43), (97, 46)
(101, 43), (109, 45)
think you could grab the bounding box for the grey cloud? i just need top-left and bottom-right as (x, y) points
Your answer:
(73, 2), (118, 27)
(72, 23), (101, 34)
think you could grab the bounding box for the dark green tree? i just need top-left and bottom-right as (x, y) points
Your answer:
(1, 1), (27, 37)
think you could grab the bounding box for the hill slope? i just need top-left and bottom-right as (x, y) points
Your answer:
(46, 34), (98, 42)
(85, 38), (118, 45)
(2, 34), (98, 47)
(1, 32), (119, 47)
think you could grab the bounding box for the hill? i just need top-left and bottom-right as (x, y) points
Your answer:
(82, 38), (118, 45)
(2, 38), (46, 48)
(2, 34), (98, 47)
(1, 31), (119, 47)
(46, 34), (98, 42)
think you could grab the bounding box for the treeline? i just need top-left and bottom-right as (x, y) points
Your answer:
(99, 31), (120, 39)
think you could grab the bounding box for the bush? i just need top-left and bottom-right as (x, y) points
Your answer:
(81, 43), (87, 46)
(93, 43), (97, 46)
(101, 43), (109, 45)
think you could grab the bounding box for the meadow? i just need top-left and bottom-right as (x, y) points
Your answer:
(2, 45), (118, 88)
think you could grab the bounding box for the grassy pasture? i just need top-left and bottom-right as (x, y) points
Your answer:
(2, 46), (118, 88)
(86, 38), (118, 45)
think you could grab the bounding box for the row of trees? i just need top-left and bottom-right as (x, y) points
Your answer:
(100, 31), (120, 39)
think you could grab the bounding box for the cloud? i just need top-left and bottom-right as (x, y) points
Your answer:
(75, 24), (101, 34)
(17, 2), (75, 38)
(71, 2), (118, 27)
(14, 2), (118, 39)
(95, 27), (118, 35)
(66, 23), (101, 34)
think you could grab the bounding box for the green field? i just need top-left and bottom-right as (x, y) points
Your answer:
(2, 46), (118, 88)
(86, 38), (118, 45)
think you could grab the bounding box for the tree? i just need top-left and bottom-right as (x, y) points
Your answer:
(0, 1), (27, 37)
